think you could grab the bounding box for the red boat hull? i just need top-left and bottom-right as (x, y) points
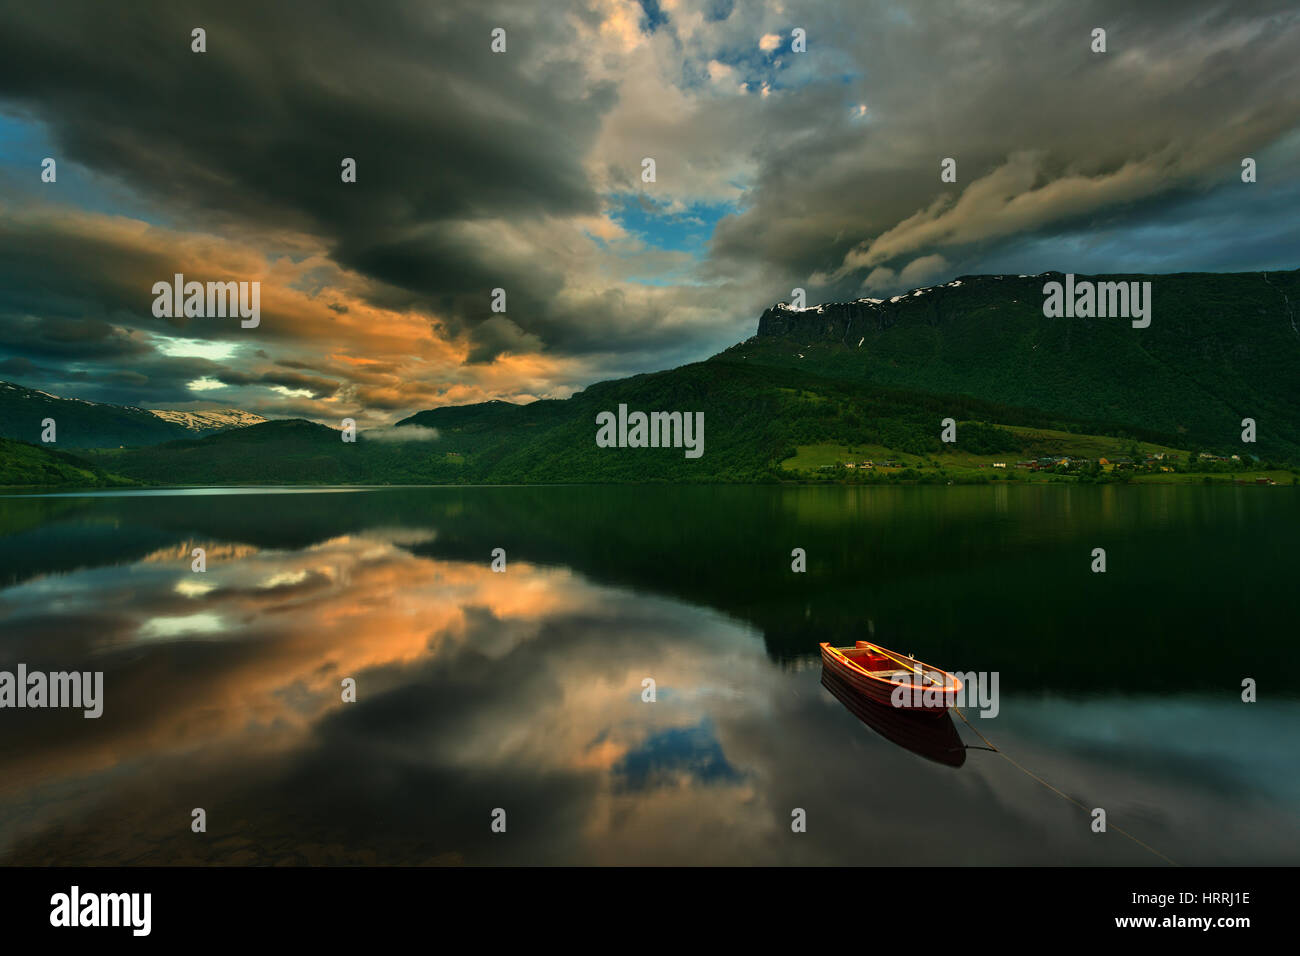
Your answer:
(818, 641), (960, 715)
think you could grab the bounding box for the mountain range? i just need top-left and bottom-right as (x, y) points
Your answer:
(0, 381), (266, 448)
(2, 268), (1297, 486)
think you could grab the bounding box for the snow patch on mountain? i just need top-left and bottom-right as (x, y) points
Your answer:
(147, 409), (268, 432)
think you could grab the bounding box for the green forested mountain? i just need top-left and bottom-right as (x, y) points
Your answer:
(84, 419), (464, 485)
(0, 437), (133, 488)
(720, 269), (1300, 459)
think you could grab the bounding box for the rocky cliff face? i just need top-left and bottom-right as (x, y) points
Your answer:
(754, 275), (1039, 342)
(757, 298), (902, 341)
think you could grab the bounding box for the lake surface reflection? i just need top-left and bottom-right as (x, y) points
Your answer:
(1, 484), (1296, 865)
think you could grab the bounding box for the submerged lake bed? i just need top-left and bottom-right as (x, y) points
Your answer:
(1, 484), (1296, 865)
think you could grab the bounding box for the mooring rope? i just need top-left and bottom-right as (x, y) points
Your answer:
(853, 642), (1175, 865)
(952, 705), (1177, 866)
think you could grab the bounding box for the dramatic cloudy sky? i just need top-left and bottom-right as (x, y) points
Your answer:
(1, 0), (1298, 424)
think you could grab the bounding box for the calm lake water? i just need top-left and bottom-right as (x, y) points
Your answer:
(1, 484), (1296, 865)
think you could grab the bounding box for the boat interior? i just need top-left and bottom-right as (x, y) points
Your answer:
(842, 647), (948, 687)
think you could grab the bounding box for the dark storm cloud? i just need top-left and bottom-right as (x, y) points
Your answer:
(465, 315), (546, 365)
(709, 0), (1300, 298)
(335, 226), (568, 343)
(211, 367), (339, 397)
(0, 294), (337, 406)
(0, 212), (175, 327)
(3, 350), (214, 407)
(0, 1), (610, 309)
(71, 356), (342, 407)
(0, 315), (151, 360)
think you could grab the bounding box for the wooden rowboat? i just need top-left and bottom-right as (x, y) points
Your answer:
(818, 640), (961, 715)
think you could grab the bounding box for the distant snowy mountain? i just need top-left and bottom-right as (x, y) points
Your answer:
(147, 408), (267, 433)
(0, 381), (264, 448)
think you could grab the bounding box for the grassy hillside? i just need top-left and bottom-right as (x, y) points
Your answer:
(0, 437), (135, 488)
(719, 269), (1300, 459)
(397, 360), (1127, 482)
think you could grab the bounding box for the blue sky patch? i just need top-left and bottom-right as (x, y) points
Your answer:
(612, 718), (743, 791)
(607, 193), (736, 255)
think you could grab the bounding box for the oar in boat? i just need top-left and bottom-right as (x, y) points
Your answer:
(863, 641), (944, 688)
